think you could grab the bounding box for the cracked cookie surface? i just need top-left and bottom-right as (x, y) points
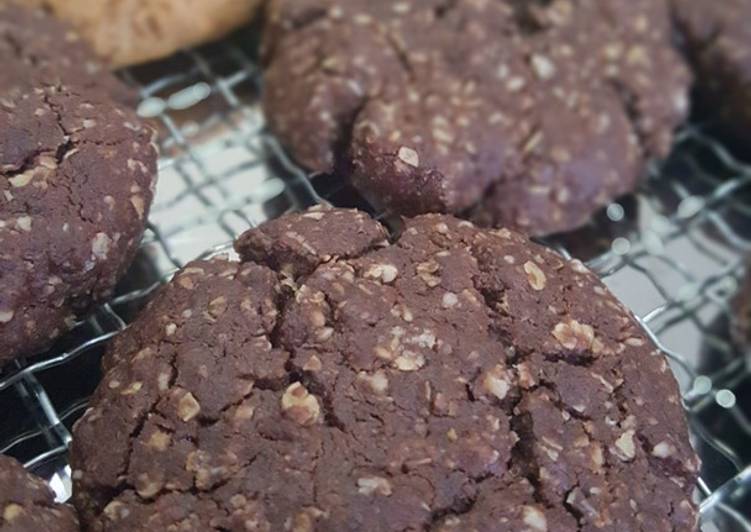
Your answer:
(0, 82), (157, 364)
(72, 207), (698, 531)
(0, 455), (79, 531)
(262, 0), (690, 236)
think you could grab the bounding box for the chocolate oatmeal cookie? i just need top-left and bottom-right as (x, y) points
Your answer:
(72, 207), (698, 531)
(672, 0), (751, 142)
(262, 1), (691, 236)
(0, 82), (157, 365)
(0, 455), (79, 531)
(0, 4), (132, 102)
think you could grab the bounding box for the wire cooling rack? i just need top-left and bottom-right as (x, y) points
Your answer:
(0, 30), (749, 531)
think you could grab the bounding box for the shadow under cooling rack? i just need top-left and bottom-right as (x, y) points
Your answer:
(0, 30), (749, 531)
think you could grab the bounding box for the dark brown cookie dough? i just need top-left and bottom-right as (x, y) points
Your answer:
(0, 455), (79, 531)
(672, 0), (751, 141)
(262, 0), (691, 236)
(0, 4), (134, 103)
(0, 82), (157, 365)
(71, 207), (698, 531)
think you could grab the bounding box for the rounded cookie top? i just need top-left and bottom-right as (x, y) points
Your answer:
(0, 82), (157, 364)
(27, 0), (262, 68)
(0, 455), (79, 531)
(72, 208), (698, 531)
(672, 0), (751, 139)
(262, 0), (690, 235)
(0, 4), (133, 102)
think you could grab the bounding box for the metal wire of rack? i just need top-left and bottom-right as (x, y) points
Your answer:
(0, 30), (749, 531)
